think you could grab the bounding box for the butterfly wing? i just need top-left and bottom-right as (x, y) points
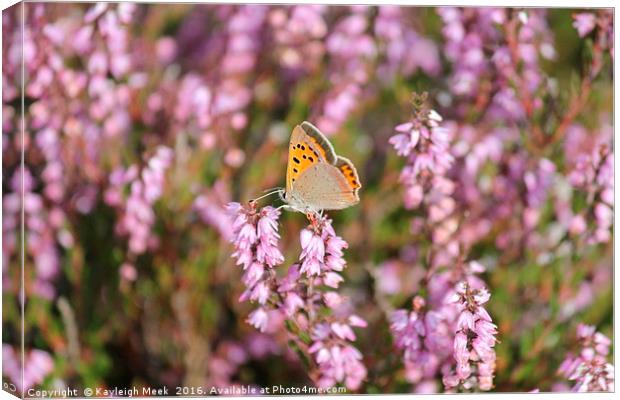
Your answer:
(285, 121), (361, 211)
(286, 123), (334, 194)
(292, 163), (359, 210)
(335, 156), (362, 196)
(300, 121), (337, 164)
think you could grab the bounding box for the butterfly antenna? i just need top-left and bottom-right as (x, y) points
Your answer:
(251, 188), (284, 203)
(262, 186), (284, 193)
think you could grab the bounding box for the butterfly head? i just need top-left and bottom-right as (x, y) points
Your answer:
(278, 188), (288, 203)
(281, 189), (312, 213)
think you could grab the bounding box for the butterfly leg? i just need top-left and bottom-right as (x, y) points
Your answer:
(276, 204), (301, 213)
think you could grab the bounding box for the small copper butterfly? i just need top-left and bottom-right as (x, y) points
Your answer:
(281, 121), (361, 212)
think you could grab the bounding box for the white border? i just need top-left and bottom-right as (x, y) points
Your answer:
(0, 2), (616, 400)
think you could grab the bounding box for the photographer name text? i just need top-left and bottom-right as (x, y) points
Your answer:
(27, 385), (347, 397)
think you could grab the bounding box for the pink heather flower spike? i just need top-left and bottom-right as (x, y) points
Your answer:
(567, 146), (613, 245)
(276, 213), (367, 390)
(313, 7), (376, 135)
(227, 202), (285, 321)
(558, 324), (614, 392)
(443, 282), (498, 391)
(390, 93), (455, 212)
(573, 13), (597, 38)
(2, 345), (54, 392)
(390, 295), (453, 386)
(228, 203), (366, 391)
(389, 92), (467, 391)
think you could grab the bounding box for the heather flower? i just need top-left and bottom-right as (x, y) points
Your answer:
(443, 282), (498, 391)
(313, 7), (376, 134)
(194, 181), (234, 241)
(3, 168), (60, 300)
(374, 6), (440, 81)
(389, 123), (420, 157)
(567, 145), (613, 244)
(297, 218), (348, 280)
(390, 296), (452, 384)
(232, 210), (361, 388)
(276, 215), (367, 390)
(2, 345), (54, 392)
(113, 146), (174, 255)
(299, 228), (326, 276)
(573, 13), (597, 38)
(228, 203), (284, 271)
(269, 5), (327, 73)
(439, 8), (554, 122)
(2, 1), (143, 303)
(390, 94), (455, 213)
(256, 207), (285, 266)
(558, 324), (614, 392)
(438, 8), (499, 98)
(247, 307), (270, 332)
(227, 202), (285, 331)
(309, 325), (367, 390)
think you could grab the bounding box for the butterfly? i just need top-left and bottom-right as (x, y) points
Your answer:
(280, 121), (361, 213)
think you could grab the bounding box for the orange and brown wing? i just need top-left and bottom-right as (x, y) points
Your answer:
(335, 156), (361, 197)
(300, 121), (337, 164)
(285, 122), (361, 210)
(286, 125), (328, 193)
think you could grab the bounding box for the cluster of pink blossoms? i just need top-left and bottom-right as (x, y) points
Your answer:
(443, 282), (498, 391)
(438, 7), (505, 98)
(269, 5), (327, 74)
(227, 203), (367, 390)
(314, 6), (375, 135)
(572, 11), (613, 56)
(389, 96), (454, 211)
(390, 95), (463, 273)
(390, 296), (452, 389)
(227, 202), (284, 330)
(3, 2), (147, 293)
(2, 167), (64, 299)
(193, 180), (234, 241)
(294, 217), (367, 389)
(374, 6), (440, 81)
(439, 8), (555, 122)
(104, 146), (174, 276)
(389, 260), (495, 393)
(3, 345), (54, 393)
(568, 146), (614, 244)
(389, 93), (499, 392)
(558, 324), (613, 392)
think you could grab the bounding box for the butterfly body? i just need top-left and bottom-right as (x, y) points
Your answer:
(282, 121), (361, 213)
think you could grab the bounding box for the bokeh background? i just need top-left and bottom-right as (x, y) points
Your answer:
(2, 1), (614, 395)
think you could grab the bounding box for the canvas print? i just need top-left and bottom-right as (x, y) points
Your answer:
(1, 1), (614, 397)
